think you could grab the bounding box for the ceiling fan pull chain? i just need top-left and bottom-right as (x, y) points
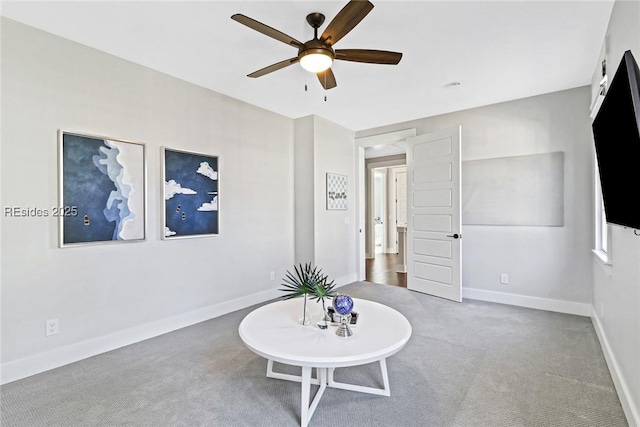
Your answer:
(323, 71), (327, 101)
(324, 73), (328, 101)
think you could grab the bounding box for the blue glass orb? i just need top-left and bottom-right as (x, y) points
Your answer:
(333, 294), (354, 316)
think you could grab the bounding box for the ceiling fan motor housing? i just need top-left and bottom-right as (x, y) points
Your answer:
(298, 38), (335, 62)
(300, 12), (334, 61)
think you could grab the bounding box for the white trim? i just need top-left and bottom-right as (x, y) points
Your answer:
(462, 287), (591, 317)
(590, 93), (605, 120)
(355, 129), (416, 148)
(592, 249), (612, 276)
(591, 308), (639, 427)
(375, 168), (388, 254)
(385, 247), (397, 254)
(1, 288), (282, 384)
(356, 146), (366, 281)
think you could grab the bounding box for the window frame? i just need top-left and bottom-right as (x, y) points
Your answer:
(593, 155), (612, 273)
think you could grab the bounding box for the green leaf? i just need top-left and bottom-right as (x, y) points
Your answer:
(278, 262), (335, 302)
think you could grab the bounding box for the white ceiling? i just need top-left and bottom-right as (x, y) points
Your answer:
(1, 1), (614, 131)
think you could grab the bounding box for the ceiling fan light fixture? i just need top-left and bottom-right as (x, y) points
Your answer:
(300, 50), (333, 73)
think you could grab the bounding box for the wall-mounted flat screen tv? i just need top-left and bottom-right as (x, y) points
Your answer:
(592, 50), (640, 230)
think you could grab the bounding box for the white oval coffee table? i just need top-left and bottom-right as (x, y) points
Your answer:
(238, 297), (412, 427)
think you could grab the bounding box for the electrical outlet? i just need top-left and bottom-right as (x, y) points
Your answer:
(270, 271), (275, 281)
(45, 319), (59, 337)
(500, 274), (509, 284)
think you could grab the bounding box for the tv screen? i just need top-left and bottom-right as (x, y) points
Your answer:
(592, 50), (640, 229)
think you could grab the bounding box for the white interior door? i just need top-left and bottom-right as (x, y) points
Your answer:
(406, 127), (462, 302)
(395, 170), (407, 227)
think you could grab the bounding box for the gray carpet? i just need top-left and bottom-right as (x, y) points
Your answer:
(1, 282), (628, 427)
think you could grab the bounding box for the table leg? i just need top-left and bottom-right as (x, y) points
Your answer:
(319, 367), (327, 387)
(327, 358), (391, 396)
(300, 366), (311, 427)
(266, 360), (327, 426)
(299, 366), (329, 427)
(268, 360), (390, 426)
(266, 360), (321, 385)
(380, 358), (390, 394)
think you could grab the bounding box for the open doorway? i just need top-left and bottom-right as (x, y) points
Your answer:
(367, 164), (407, 287)
(356, 127), (463, 301)
(356, 129), (413, 288)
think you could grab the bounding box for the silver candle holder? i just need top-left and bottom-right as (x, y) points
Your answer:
(335, 314), (353, 337)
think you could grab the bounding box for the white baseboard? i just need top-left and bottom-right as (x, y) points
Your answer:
(461, 287), (591, 316)
(591, 308), (639, 427)
(385, 247), (397, 254)
(1, 273), (362, 385)
(1, 287), (282, 385)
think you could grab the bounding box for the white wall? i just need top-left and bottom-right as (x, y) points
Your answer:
(591, 1), (640, 425)
(358, 87), (594, 309)
(293, 116), (357, 284)
(1, 18), (295, 382)
(294, 116), (315, 265)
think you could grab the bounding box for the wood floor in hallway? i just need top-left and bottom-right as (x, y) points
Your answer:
(365, 253), (407, 288)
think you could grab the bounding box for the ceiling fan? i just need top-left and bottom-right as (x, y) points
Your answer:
(231, 0), (402, 90)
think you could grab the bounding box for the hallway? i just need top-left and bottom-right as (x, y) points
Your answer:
(365, 253), (407, 288)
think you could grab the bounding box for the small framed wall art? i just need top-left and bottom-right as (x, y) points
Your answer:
(326, 172), (348, 210)
(162, 148), (219, 239)
(58, 130), (147, 247)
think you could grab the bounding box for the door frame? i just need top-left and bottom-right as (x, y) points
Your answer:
(373, 168), (388, 255)
(355, 129), (416, 280)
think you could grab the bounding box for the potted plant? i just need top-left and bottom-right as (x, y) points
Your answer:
(280, 263), (336, 327)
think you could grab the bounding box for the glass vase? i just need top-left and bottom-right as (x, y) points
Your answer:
(317, 298), (331, 330)
(298, 294), (311, 326)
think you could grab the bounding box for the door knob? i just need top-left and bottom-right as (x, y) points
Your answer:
(447, 233), (461, 239)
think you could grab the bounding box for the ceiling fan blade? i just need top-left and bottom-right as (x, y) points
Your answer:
(248, 57), (300, 78)
(320, 0), (374, 46)
(317, 68), (337, 90)
(335, 49), (402, 65)
(231, 14), (303, 48)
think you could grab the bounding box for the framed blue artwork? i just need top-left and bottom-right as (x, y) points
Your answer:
(58, 130), (147, 247)
(162, 148), (219, 239)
